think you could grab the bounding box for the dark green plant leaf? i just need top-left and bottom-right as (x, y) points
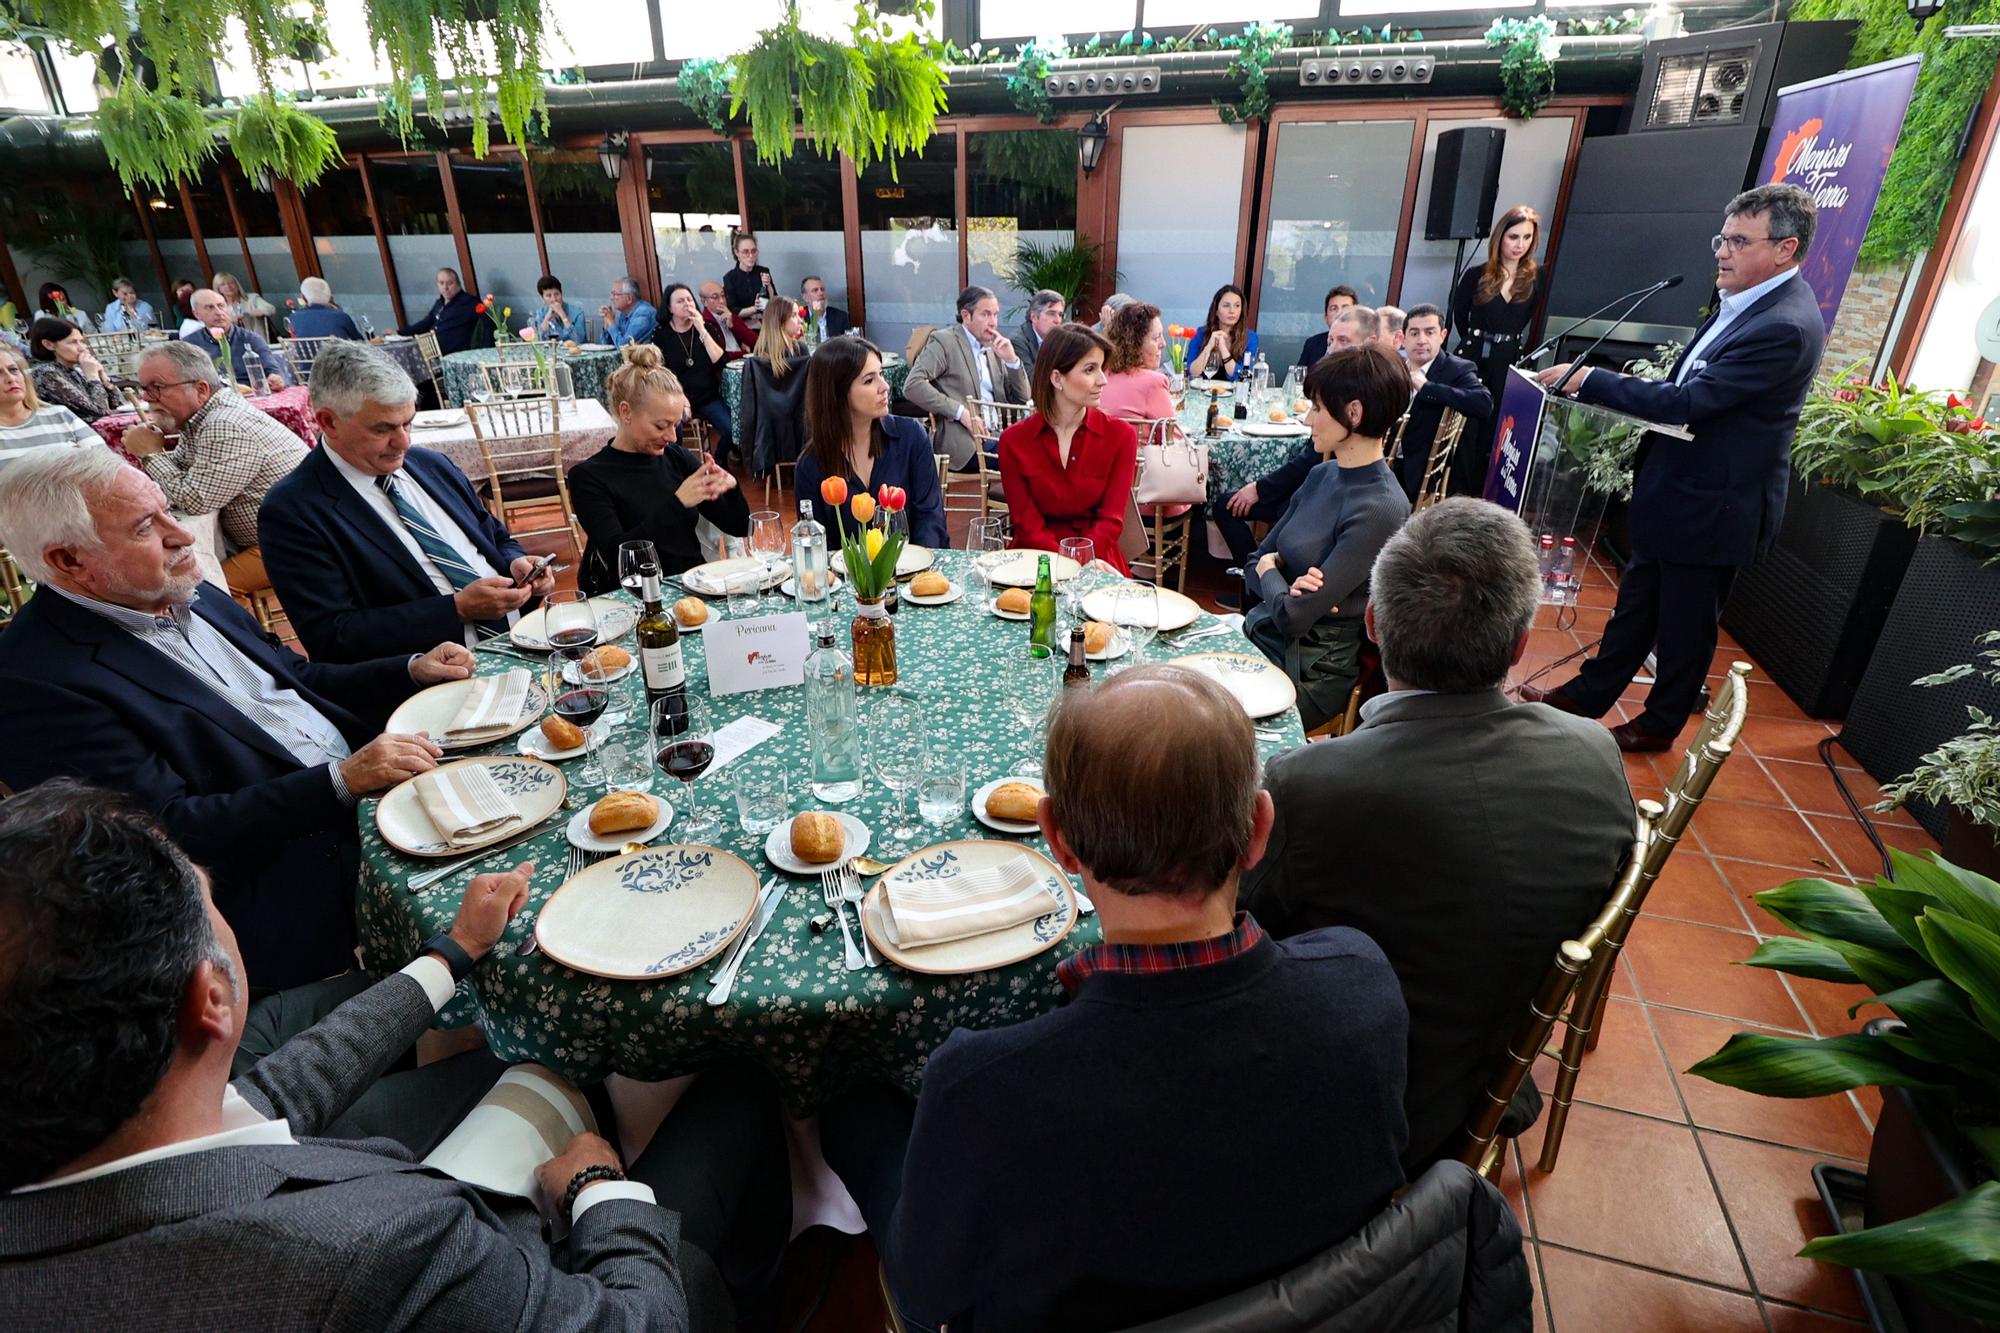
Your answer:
(1862, 883), (1942, 958)
(1918, 912), (2000, 1041)
(1743, 935), (1860, 984)
(1800, 1180), (2000, 1283)
(1687, 1032), (1949, 1098)
(1852, 979), (2000, 1081)
(1755, 879), (1913, 956)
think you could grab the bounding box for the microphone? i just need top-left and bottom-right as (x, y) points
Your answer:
(1550, 278), (1684, 397)
(1525, 275), (1684, 365)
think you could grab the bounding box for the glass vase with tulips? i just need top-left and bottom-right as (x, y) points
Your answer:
(820, 476), (910, 686)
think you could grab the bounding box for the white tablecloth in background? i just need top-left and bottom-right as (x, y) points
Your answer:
(413, 398), (619, 478)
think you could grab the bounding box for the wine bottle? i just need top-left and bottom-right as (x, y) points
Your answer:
(1063, 625), (1090, 688)
(636, 570), (686, 708)
(1029, 554), (1056, 651)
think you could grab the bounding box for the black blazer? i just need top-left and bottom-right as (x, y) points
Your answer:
(1575, 273), (1825, 567)
(1296, 330), (1330, 370)
(0, 588), (413, 989)
(259, 445), (528, 663)
(740, 354), (811, 474)
(1395, 351), (1493, 499)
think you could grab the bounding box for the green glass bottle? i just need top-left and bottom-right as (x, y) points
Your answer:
(1029, 553), (1057, 651)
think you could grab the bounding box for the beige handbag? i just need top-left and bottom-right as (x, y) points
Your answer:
(1133, 435), (1211, 507)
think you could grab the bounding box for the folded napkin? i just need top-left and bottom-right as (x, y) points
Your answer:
(412, 763), (523, 847)
(447, 669), (530, 741)
(881, 855), (1061, 947)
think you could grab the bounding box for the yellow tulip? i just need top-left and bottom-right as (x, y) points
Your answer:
(864, 527), (885, 560)
(851, 492), (878, 525)
(503, 306), (512, 317)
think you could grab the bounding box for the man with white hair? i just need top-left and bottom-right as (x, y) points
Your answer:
(1375, 304), (1406, 353)
(287, 277), (364, 341)
(599, 276), (657, 348)
(181, 287), (295, 387)
(258, 341), (558, 662)
(0, 446), (474, 988)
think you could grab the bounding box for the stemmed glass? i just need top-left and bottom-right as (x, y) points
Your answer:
(652, 693), (723, 842)
(1005, 644), (1061, 778)
(748, 510), (787, 586)
(544, 592), (607, 783)
(870, 695), (930, 856)
(618, 540), (660, 601)
(1108, 581), (1159, 672)
(965, 516), (1009, 614)
(1058, 538), (1094, 634)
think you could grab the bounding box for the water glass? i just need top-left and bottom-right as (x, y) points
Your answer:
(870, 696), (930, 855)
(732, 761), (790, 836)
(749, 510), (787, 581)
(725, 568), (765, 619)
(1005, 644), (1060, 778)
(1108, 582), (1159, 671)
(599, 741), (652, 794)
(965, 516), (1009, 613)
(916, 752), (967, 828)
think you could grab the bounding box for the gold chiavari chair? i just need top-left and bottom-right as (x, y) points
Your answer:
(479, 357), (571, 402)
(1383, 409), (1410, 466)
(0, 544), (32, 629)
(413, 331), (448, 405)
(282, 336), (335, 384)
(1123, 416), (1193, 591)
(466, 397), (581, 549)
(1456, 937), (1597, 1182)
(1413, 410), (1466, 513)
(955, 398), (1031, 524)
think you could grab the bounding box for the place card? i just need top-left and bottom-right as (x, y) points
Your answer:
(703, 612), (810, 696)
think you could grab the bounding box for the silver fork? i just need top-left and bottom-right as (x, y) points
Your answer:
(819, 869), (867, 971)
(515, 845), (603, 957)
(838, 863), (880, 967)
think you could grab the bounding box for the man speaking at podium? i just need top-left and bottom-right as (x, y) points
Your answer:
(1523, 184), (1824, 752)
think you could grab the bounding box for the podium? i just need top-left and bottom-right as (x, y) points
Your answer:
(1481, 367), (1689, 604)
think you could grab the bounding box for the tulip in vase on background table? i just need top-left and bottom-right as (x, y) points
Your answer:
(820, 476), (908, 686)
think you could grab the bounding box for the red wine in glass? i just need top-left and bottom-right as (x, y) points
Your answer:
(554, 687), (609, 728)
(658, 739), (714, 784)
(547, 626), (598, 662)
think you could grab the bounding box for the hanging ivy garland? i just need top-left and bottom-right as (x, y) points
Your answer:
(1214, 21), (1293, 125)
(677, 57), (735, 136)
(1486, 15), (1559, 120)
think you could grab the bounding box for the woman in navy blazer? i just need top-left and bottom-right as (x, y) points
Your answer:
(1186, 283), (1259, 381)
(794, 336), (948, 548)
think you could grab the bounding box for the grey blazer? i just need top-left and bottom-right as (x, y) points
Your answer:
(0, 973), (689, 1331)
(1242, 689), (1635, 1170)
(901, 325), (1030, 468)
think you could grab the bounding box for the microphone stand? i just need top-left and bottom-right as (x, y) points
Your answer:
(1524, 277), (1680, 366)
(1552, 282), (1681, 397)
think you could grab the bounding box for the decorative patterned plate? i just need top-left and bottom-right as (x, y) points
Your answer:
(896, 545), (936, 576)
(1172, 651), (1299, 719)
(1080, 584), (1203, 632)
(1241, 420), (1310, 437)
(764, 812), (873, 875)
(533, 845), (761, 980)
(984, 550), (1081, 587)
(386, 677), (549, 751)
(511, 597), (639, 649)
(971, 776), (1043, 835)
(566, 797), (674, 853)
(902, 579), (964, 606)
(374, 756), (566, 857)
(859, 840), (1077, 975)
(684, 557), (791, 596)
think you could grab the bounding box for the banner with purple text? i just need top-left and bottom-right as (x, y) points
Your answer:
(1482, 368), (1550, 514)
(1756, 54), (1922, 332)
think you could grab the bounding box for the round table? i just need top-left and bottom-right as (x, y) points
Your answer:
(1178, 389), (1313, 505)
(371, 336), (430, 388)
(441, 346), (624, 408)
(356, 551), (1303, 1113)
(91, 384), (317, 455)
(720, 354), (908, 424)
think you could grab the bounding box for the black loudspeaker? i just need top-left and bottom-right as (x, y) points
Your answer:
(1425, 127), (1506, 241)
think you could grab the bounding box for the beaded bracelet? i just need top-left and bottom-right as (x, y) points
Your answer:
(560, 1164), (627, 1217)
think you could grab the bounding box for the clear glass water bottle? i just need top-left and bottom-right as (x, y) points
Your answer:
(243, 351), (267, 396)
(806, 628), (865, 803)
(792, 498), (829, 629)
(1252, 352), (1270, 402)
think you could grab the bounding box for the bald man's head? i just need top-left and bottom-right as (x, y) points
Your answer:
(190, 289), (230, 329)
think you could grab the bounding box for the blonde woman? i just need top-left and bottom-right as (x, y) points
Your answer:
(751, 296), (807, 379)
(741, 296), (811, 474)
(0, 342), (99, 463)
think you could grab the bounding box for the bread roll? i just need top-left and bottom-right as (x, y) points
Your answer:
(910, 570), (950, 597)
(674, 596), (710, 627)
(997, 587), (1032, 615)
(985, 781), (1043, 823)
(790, 812), (845, 864)
(1267, 406), (1290, 423)
(540, 715), (585, 750)
(1083, 620), (1116, 655)
(589, 791), (659, 836)
(584, 645), (631, 673)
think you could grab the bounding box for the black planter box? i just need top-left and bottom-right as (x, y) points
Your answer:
(1721, 476), (1919, 719)
(1841, 537), (2000, 840)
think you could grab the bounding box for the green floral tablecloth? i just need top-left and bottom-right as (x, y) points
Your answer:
(442, 347), (624, 408)
(1179, 389), (1314, 505)
(721, 355), (908, 425)
(355, 551), (1303, 1113)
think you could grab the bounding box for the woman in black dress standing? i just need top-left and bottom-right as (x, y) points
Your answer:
(1449, 203), (1543, 495)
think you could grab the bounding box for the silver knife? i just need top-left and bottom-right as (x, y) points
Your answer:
(706, 879), (785, 1006)
(405, 810), (570, 893)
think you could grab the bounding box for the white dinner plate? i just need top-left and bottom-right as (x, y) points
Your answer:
(684, 556), (791, 597)
(982, 550), (1081, 587)
(971, 776), (1044, 835)
(1190, 378), (1233, 392)
(896, 545), (935, 576)
(763, 812), (873, 875)
(380, 333), (412, 343)
(517, 725), (605, 762)
(533, 845), (761, 980)
(386, 677), (548, 751)
(411, 408), (467, 429)
(902, 579), (964, 606)
(1241, 420), (1311, 438)
(575, 343), (613, 351)
(988, 603), (1030, 622)
(859, 840), (1077, 975)
(1080, 584), (1203, 632)
(1084, 626), (1131, 662)
(511, 597), (638, 649)
(561, 655), (636, 686)
(566, 797), (674, 853)
(1172, 651), (1300, 719)
(374, 755), (566, 857)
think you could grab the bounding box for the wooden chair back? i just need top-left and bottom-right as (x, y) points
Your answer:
(479, 358), (569, 401)
(1414, 410), (1466, 513)
(413, 331), (447, 404)
(465, 397), (578, 547)
(282, 337), (335, 384)
(1456, 935), (1596, 1180)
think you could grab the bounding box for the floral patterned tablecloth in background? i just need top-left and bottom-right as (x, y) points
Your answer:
(1177, 389), (1312, 505)
(441, 346), (625, 408)
(91, 384), (318, 456)
(356, 550), (1303, 1113)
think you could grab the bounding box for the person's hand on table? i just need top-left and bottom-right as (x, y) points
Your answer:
(1227, 482), (1260, 518)
(411, 642), (476, 684)
(122, 425), (168, 457)
(442, 860), (535, 960)
(535, 1131), (625, 1214)
(338, 733), (443, 795)
(455, 575), (534, 622)
(676, 456), (737, 509)
(264, 373), (287, 391)
(1255, 552), (1283, 578)
(1288, 567), (1326, 601)
(509, 555), (559, 598)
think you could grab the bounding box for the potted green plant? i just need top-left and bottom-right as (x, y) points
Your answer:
(1687, 851), (2000, 1328)
(1004, 237), (1118, 318)
(92, 79), (220, 191)
(227, 93), (342, 190)
(1876, 633), (2000, 881)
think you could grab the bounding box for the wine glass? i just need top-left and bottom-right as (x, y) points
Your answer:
(965, 516), (1008, 614)
(748, 510), (787, 585)
(1108, 582), (1159, 672)
(652, 693), (723, 842)
(561, 651), (615, 787)
(1058, 538), (1094, 631)
(618, 540), (660, 601)
(1005, 643), (1060, 778)
(870, 695), (930, 856)
(542, 590), (600, 663)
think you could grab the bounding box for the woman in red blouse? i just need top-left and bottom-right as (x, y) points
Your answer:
(997, 323), (1139, 574)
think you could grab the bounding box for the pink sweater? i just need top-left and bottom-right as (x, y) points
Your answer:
(1099, 369), (1175, 426)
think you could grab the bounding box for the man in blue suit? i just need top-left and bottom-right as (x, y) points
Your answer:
(397, 267), (488, 354)
(286, 276), (365, 341)
(259, 342), (559, 664)
(1397, 302), (1492, 501)
(1525, 184), (1825, 751)
(0, 447), (472, 990)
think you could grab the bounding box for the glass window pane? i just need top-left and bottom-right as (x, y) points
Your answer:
(1340, 0), (1529, 13)
(1116, 122), (1248, 331)
(1143, 0), (1313, 23)
(300, 164), (393, 334)
(183, 178), (239, 264)
(4, 180), (139, 314)
(648, 143), (743, 298)
(532, 148), (631, 330)
(1258, 119), (1415, 369)
(452, 155), (538, 332)
(369, 157), (461, 330)
(137, 189), (206, 301)
(967, 130), (1076, 325)
(662, 3), (786, 61)
(550, 0), (659, 64)
(0, 43), (52, 113)
(742, 151), (849, 314)
(51, 48), (100, 114)
(981, 0), (1137, 40)
(228, 179), (303, 320)
(858, 135), (958, 357)
(1911, 127), (2000, 395)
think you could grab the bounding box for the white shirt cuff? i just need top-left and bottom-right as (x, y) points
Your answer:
(399, 955), (458, 1012)
(327, 759), (355, 806)
(571, 1180), (656, 1222)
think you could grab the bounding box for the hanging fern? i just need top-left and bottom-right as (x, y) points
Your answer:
(92, 79), (218, 191)
(227, 93), (341, 189)
(363, 0), (552, 157)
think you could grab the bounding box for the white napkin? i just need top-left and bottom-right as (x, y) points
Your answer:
(447, 669), (530, 741)
(696, 715), (782, 781)
(412, 763), (523, 847)
(882, 855), (1061, 947)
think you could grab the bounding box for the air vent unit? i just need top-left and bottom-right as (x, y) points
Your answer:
(1298, 56), (1433, 88)
(1645, 44), (1759, 127)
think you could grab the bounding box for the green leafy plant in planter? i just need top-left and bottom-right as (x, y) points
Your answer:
(1878, 632), (2000, 837)
(227, 93), (341, 190)
(1213, 21), (1292, 126)
(677, 57), (735, 136)
(92, 79), (219, 191)
(1793, 367), (2000, 539)
(1687, 851), (2000, 1322)
(1485, 15), (1558, 120)
(1004, 237), (1120, 316)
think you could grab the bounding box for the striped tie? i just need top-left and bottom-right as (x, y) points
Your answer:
(378, 475), (483, 590)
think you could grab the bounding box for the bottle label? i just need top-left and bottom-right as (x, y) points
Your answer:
(641, 642), (685, 692)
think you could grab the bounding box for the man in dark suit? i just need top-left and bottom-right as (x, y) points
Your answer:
(0, 784), (791, 1330)
(1527, 184), (1825, 751)
(397, 266), (487, 354)
(1396, 302), (1493, 500)
(1295, 284), (1359, 368)
(259, 341), (559, 663)
(1013, 288), (1066, 384)
(800, 274), (851, 341)
(0, 447), (471, 989)
(1244, 499), (1635, 1170)
(287, 276), (365, 341)
(819, 666), (1409, 1330)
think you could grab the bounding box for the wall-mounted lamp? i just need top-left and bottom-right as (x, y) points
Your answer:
(598, 129), (630, 182)
(1906, 0), (1944, 29)
(1077, 114), (1109, 177)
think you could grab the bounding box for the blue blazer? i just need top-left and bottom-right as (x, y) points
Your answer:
(182, 324), (298, 385)
(0, 587), (413, 989)
(287, 304), (364, 341)
(1187, 326), (1260, 380)
(1395, 351), (1493, 498)
(793, 415), (949, 549)
(1575, 274), (1825, 567)
(259, 445), (529, 663)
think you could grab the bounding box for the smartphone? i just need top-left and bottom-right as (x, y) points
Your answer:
(512, 554), (558, 589)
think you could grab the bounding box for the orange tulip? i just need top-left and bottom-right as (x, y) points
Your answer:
(820, 475), (849, 507)
(850, 492), (878, 525)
